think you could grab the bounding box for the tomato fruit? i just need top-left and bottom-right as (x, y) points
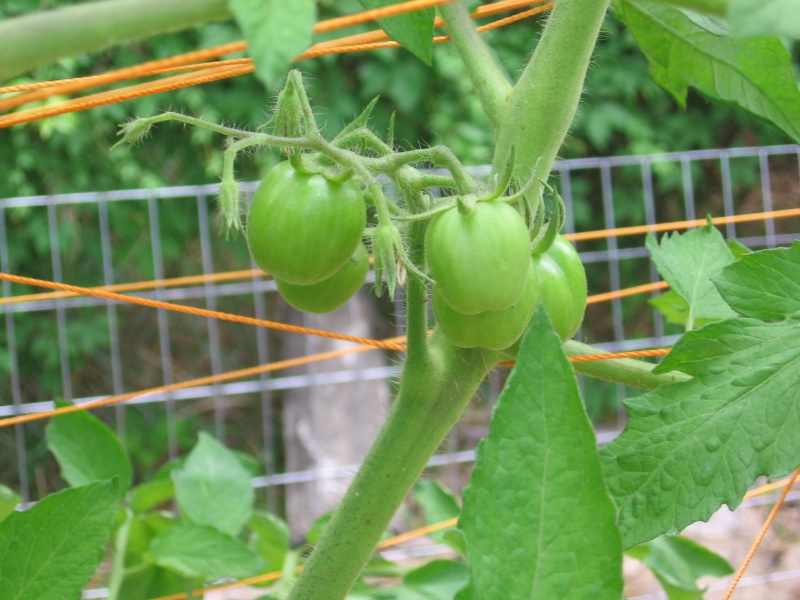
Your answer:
(425, 201), (530, 315)
(433, 260), (539, 350)
(532, 234), (587, 341)
(247, 161), (366, 285)
(275, 243), (369, 313)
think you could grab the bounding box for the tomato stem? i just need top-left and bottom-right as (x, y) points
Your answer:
(438, 1), (512, 129)
(492, 0), (611, 192)
(287, 334), (496, 600)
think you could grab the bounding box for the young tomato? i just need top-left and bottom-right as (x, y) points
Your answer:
(247, 161), (366, 285)
(533, 234), (587, 341)
(275, 243), (369, 314)
(425, 201), (531, 315)
(433, 260), (539, 351)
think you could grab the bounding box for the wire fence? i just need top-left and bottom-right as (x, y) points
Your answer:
(1, 143), (799, 506)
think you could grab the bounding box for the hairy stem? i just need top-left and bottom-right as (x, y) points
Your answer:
(564, 340), (691, 390)
(288, 334), (496, 599)
(438, 2), (512, 129)
(492, 0), (611, 188)
(0, 0), (230, 82)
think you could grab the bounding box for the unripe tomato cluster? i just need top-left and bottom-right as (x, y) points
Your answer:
(246, 161), (588, 349)
(246, 161), (367, 313)
(426, 202), (587, 351)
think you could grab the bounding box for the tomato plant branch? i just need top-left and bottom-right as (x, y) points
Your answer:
(492, 0), (611, 190)
(288, 334), (496, 600)
(437, 1), (512, 129)
(0, 0), (230, 83)
(564, 340), (692, 390)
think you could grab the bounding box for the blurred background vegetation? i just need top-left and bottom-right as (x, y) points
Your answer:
(1, 0), (798, 498)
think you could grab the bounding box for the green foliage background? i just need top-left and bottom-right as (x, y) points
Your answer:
(0, 0), (797, 496)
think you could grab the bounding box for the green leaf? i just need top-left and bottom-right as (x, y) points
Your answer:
(116, 563), (201, 600)
(727, 239), (752, 260)
(306, 512), (332, 545)
(147, 522), (267, 580)
(645, 225), (737, 327)
(729, 0), (800, 40)
(129, 479), (174, 514)
(229, 0), (316, 90)
(358, 0), (434, 65)
(349, 560), (468, 600)
(172, 432), (254, 537)
(616, 0), (800, 143)
(457, 307), (623, 599)
(649, 290), (718, 328)
(46, 402), (133, 497)
(0, 480), (119, 600)
(248, 510), (290, 571)
(0, 485), (21, 522)
(713, 243), (800, 321)
(412, 480), (460, 541)
(628, 535), (733, 599)
(124, 512), (179, 568)
(602, 318), (800, 548)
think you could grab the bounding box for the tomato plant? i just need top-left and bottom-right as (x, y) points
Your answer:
(533, 234), (587, 342)
(275, 242), (369, 313)
(432, 258), (539, 350)
(246, 161), (366, 285)
(425, 201), (531, 315)
(5, 1), (800, 599)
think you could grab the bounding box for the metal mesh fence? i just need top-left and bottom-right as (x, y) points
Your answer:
(1, 143), (799, 507)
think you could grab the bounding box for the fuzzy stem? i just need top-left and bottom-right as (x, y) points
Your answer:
(288, 335), (496, 599)
(0, 0), (230, 83)
(373, 147), (478, 195)
(564, 340), (691, 390)
(437, 2), (512, 129)
(492, 0), (611, 188)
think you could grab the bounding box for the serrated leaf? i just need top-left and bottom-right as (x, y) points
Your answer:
(46, 401), (132, 497)
(616, 0), (800, 143)
(147, 522), (266, 581)
(601, 318), (800, 548)
(729, 0), (800, 40)
(457, 307), (623, 599)
(229, 0), (316, 90)
(358, 0), (434, 65)
(628, 535), (733, 599)
(646, 225), (737, 327)
(0, 485), (21, 522)
(714, 243), (800, 321)
(0, 480), (119, 600)
(172, 432), (253, 537)
(412, 480), (460, 542)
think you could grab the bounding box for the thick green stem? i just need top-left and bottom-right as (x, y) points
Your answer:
(0, 0), (230, 82)
(288, 334), (496, 599)
(565, 340), (691, 390)
(438, 2), (512, 129)
(492, 0), (611, 188)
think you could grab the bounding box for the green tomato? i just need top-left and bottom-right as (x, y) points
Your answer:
(247, 161), (366, 285)
(533, 234), (587, 341)
(275, 243), (369, 313)
(425, 201), (531, 315)
(433, 260), (539, 351)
